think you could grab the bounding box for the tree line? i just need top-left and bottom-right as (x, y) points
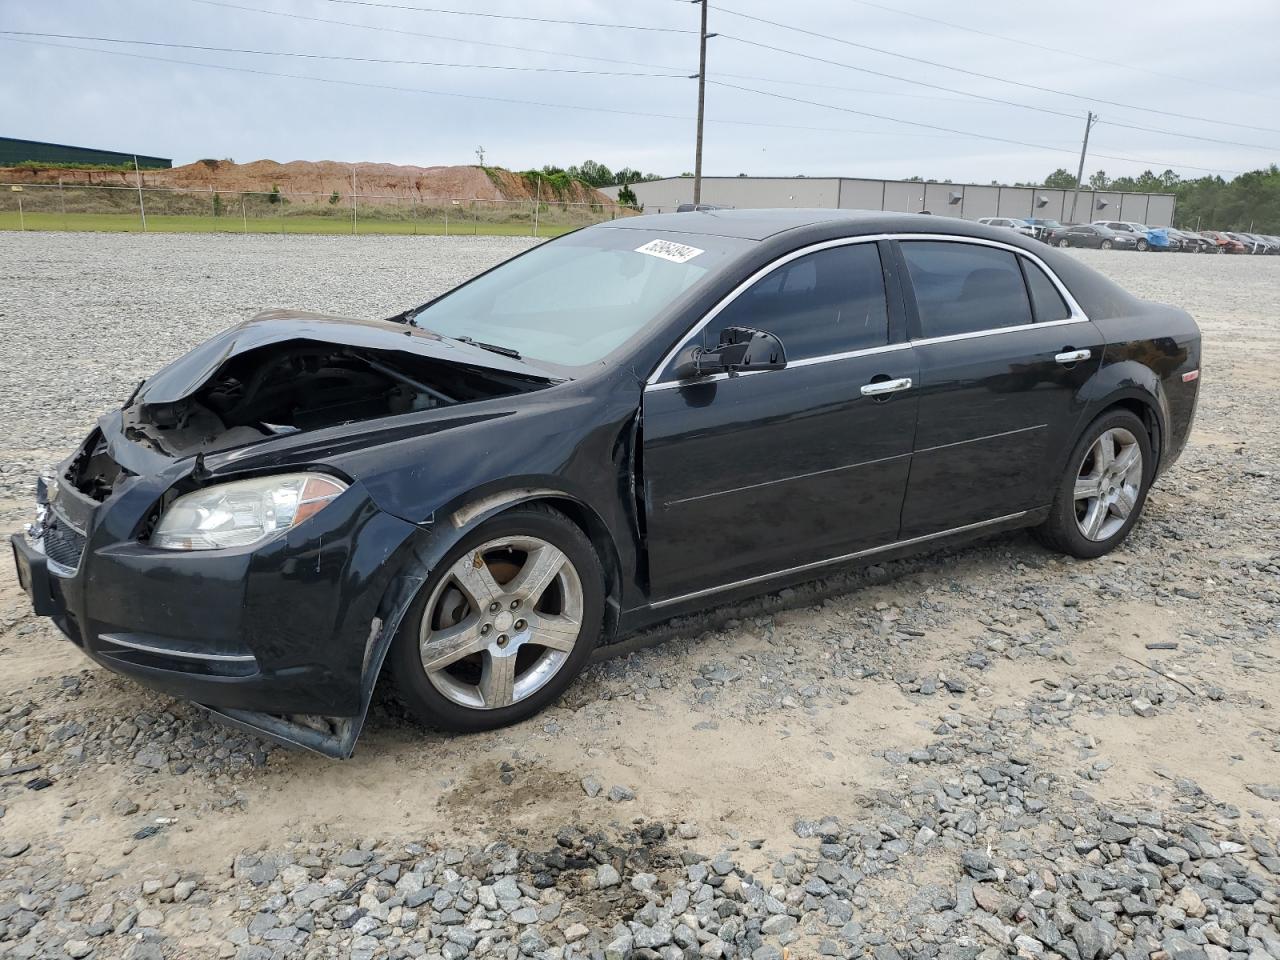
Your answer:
(1041, 165), (1280, 231)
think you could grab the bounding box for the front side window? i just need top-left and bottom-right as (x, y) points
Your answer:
(412, 230), (752, 369)
(699, 243), (890, 362)
(900, 241), (1033, 338)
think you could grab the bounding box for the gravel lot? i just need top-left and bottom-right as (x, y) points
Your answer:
(1, 232), (1278, 960)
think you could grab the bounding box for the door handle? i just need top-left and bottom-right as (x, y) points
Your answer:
(1054, 348), (1091, 365)
(860, 377), (912, 397)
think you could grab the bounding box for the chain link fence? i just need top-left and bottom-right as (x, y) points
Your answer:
(0, 182), (634, 236)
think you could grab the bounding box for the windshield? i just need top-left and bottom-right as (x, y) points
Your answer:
(410, 228), (752, 369)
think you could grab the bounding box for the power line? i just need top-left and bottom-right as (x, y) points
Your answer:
(716, 34), (1280, 153)
(184, 0), (685, 72)
(712, 4), (1280, 136)
(311, 0), (694, 33)
(710, 80), (1247, 177)
(842, 0), (1278, 104)
(5, 36), (1250, 178)
(718, 35), (1080, 122)
(1096, 118), (1280, 154)
(0, 31), (687, 78)
(0, 37), (966, 140)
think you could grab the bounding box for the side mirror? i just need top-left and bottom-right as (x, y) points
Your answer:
(673, 326), (787, 379)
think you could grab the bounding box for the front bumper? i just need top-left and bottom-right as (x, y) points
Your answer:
(12, 462), (421, 719)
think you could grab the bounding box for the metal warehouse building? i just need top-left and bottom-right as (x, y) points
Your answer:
(0, 137), (172, 169)
(601, 176), (1176, 227)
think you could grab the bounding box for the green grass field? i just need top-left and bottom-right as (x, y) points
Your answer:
(0, 211), (586, 237)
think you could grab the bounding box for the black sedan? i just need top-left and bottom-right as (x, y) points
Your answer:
(11, 211), (1201, 757)
(1167, 229), (1215, 254)
(1047, 224), (1139, 250)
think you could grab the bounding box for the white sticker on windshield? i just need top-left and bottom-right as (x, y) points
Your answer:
(635, 239), (705, 263)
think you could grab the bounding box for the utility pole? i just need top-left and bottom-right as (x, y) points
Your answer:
(692, 0), (709, 205)
(133, 155), (148, 232)
(1068, 112), (1096, 224)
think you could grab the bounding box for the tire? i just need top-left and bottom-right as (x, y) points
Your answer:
(388, 504), (604, 732)
(1136, 239), (1149, 251)
(1032, 409), (1154, 560)
(1100, 239), (1113, 250)
(1057, 238), (1070, 248)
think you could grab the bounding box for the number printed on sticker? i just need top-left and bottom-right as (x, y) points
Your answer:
(635, 239), (705, 264)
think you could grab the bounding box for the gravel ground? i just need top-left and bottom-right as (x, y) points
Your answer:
(0, 232), (1278, 960)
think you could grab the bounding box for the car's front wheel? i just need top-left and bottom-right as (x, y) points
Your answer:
(1100, 239), (1114, 250)
(388, 505), (603, 732)
(1057, 238), (1071, 248)
(1033, 409), (1153, 559)
(1136, 238), (1149, 251)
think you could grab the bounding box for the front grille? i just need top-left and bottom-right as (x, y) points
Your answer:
(43, 515), (87, 572)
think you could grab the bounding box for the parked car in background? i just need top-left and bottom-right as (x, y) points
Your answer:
(1050, 224), (1138, 250)
(1227, 232), (1267, 254)
(1024, 218), (1064, 242)
(1146, 227), (1181, 252)
(676, 203), (726, 213)
(1263, 236), (1280, 254)
(1093, 221), (1167, 252)
(1244, 234), (1280, 254)
(1167, 229), (1214, 253)
(978, 217), (1036, 238)
(11, 209), (1202, 755)
(1200, 230), (1246, 253)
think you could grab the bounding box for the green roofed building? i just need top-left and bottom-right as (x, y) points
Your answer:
(0, 137), (171, 169)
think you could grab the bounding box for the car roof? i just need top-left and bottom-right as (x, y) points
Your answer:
(594, 208), (1012, 242)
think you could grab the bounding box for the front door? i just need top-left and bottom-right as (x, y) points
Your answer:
(894, 239), (1105, 539)
(641, 240), (919, 602)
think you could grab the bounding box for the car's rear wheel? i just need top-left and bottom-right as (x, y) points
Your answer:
(388, 505), (603, 732)
(1033, 409), (1153, 560)
(1057, 238), (1071, 248)
(1100, 239), (1114, 250)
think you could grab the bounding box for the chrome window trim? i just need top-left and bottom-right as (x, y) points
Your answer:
(645, 232), (1090, 388)
(909, 315), (1087, 348)
(649, 510), (1029, 609)
(644, 341), (911, 392)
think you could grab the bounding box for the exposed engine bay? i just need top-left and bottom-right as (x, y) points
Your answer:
(120, 340), (551, 458)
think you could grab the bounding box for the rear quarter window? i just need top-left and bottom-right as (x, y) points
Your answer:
(1021, 259), (1071, 322)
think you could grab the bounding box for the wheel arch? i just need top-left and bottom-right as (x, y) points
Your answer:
(332, 486), (624, 754)
(394, 485), (624, 651)
(1074, 362), (1170, 476)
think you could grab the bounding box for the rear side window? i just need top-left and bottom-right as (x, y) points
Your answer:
(1022, 259), (1071, 322)
(704, 242), (889, 360)
(900, 241), (1033, 338)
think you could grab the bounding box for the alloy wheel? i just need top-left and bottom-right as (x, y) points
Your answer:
(1073, 427), (1143, 542)
(419, 536), (584, 709)
(1057, 239), (1070, 247)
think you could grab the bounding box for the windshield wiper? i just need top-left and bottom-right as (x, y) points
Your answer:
(456, 336), (521, 360)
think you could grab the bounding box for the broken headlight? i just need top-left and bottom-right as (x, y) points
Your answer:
(151, 473), (348, 551)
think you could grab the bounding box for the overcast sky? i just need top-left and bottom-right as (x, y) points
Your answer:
(4, 0), (1279, 183)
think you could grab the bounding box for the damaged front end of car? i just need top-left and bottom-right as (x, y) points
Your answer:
(11, 310), (564, 757)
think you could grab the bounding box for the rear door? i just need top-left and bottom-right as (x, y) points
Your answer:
(894, 239), (1104, 539)
(641, 240), (918, 602)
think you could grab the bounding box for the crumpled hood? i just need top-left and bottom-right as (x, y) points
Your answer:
(134, 309), (550, 407)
